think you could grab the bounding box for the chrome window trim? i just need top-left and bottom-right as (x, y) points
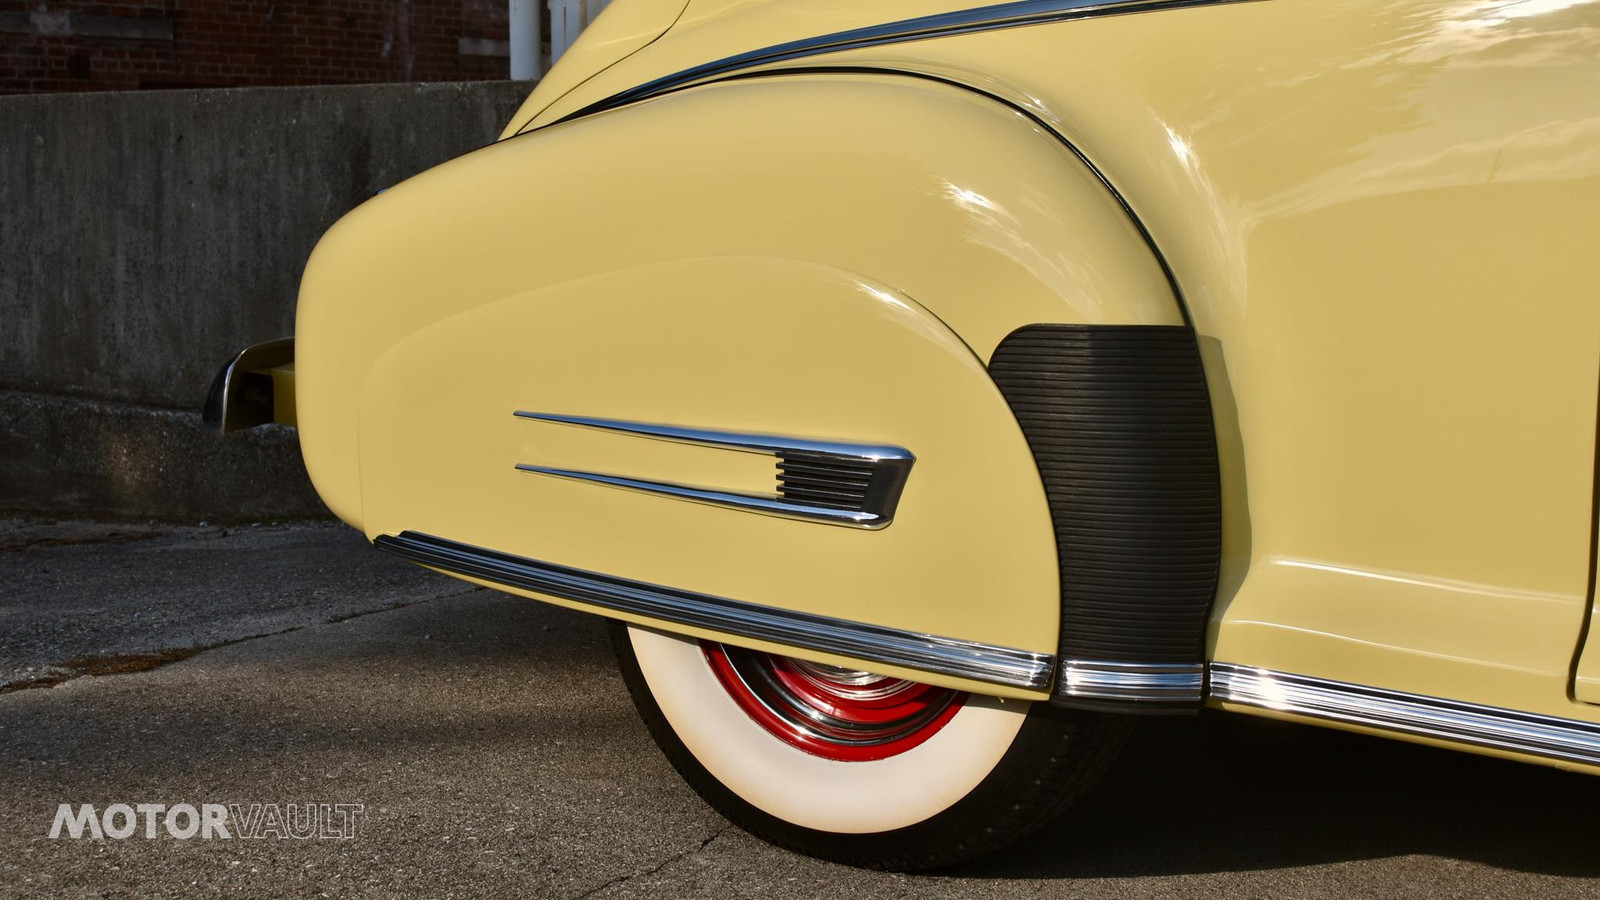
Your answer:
(1057, 659), (1204, 704)
(375, 530), (1056, 691)
(513, 411), (914, 530)
(543, 0), (1255, 126)
(1210, 663), (1600, 767)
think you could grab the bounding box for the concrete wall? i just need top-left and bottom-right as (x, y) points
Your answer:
(0, 80), (532, 520)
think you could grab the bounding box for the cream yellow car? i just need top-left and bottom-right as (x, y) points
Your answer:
(205, 0), (1600, 870)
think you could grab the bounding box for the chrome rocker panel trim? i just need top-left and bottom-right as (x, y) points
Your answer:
(1057, 660), (1204, 705)
(1210, 663), (1600, 768)
(513, 412), (915, 529)
(374, 531), (1055, 691)
(550, 0), (1255, 124)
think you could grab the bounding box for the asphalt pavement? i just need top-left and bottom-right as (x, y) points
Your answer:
(2, 518), (1598, 898)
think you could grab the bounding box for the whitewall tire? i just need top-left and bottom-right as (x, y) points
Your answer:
(613, 623), (1132, 870)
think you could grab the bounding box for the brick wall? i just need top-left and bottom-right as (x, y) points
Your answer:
(0, 1), (516, 93)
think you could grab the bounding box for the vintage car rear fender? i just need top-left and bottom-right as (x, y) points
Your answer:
(358, 259), (1066, 697)
(295, 73), (1187, 698)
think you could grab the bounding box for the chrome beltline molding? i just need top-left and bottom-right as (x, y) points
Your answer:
(1057, 660), (1203, 704)
(375, 531), (1055, 691)
(513, 411), (914, 529)
(1210, 663), (1600, 767)
(549, 0), (1255, 125)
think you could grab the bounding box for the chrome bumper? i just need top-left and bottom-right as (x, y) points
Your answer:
(202, 337), (295, 435)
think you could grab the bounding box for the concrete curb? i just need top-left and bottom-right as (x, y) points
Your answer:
(0, 389), (327, 523)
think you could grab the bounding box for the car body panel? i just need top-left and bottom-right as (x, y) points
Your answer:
(294, 73), (1185, 696)
(277, 0), (1600, 769)
(496, 0), (1600, 736)
(1574, 491), (1600, 705)
(501, 0), (692, 136)
(356, 257), (1061, 696)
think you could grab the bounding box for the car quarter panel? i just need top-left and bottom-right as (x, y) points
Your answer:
(357, 258), (1063, 695)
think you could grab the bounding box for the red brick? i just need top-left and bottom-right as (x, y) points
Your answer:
(1, 0), (512, 92)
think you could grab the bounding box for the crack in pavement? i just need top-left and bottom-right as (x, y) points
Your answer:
(0, 585), (485, 695)
(569, 825), (733, 900)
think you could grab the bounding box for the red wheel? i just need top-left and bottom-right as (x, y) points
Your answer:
(701, 641), (966, 761)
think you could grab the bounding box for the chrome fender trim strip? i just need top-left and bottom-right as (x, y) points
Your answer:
(513, 464), (888, 528)
(374, 531), (1055, 691)
(1210, 663), (1600, 767)
(547, 0), (1257, 125)
(513, 412), (914, 530)
(513, 411), (913, 462)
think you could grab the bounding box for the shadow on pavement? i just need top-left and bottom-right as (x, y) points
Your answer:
(961, 708), (1600, 880)
(6, 584), (1598, 888)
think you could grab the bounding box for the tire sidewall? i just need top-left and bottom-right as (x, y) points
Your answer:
(628, 625), (1029, 834)
(613, 622), (1131, 870)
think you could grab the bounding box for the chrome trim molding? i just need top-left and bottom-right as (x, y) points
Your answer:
(513, 412), (915, 529)
(514, 411), (913, 462)
(512, 464), (884, 527)
(375, 531), (1055, 691)
(1056, 660), (1204, 704)
(1210, 663), (1600, 767)
(547, 0), (1254, 125)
